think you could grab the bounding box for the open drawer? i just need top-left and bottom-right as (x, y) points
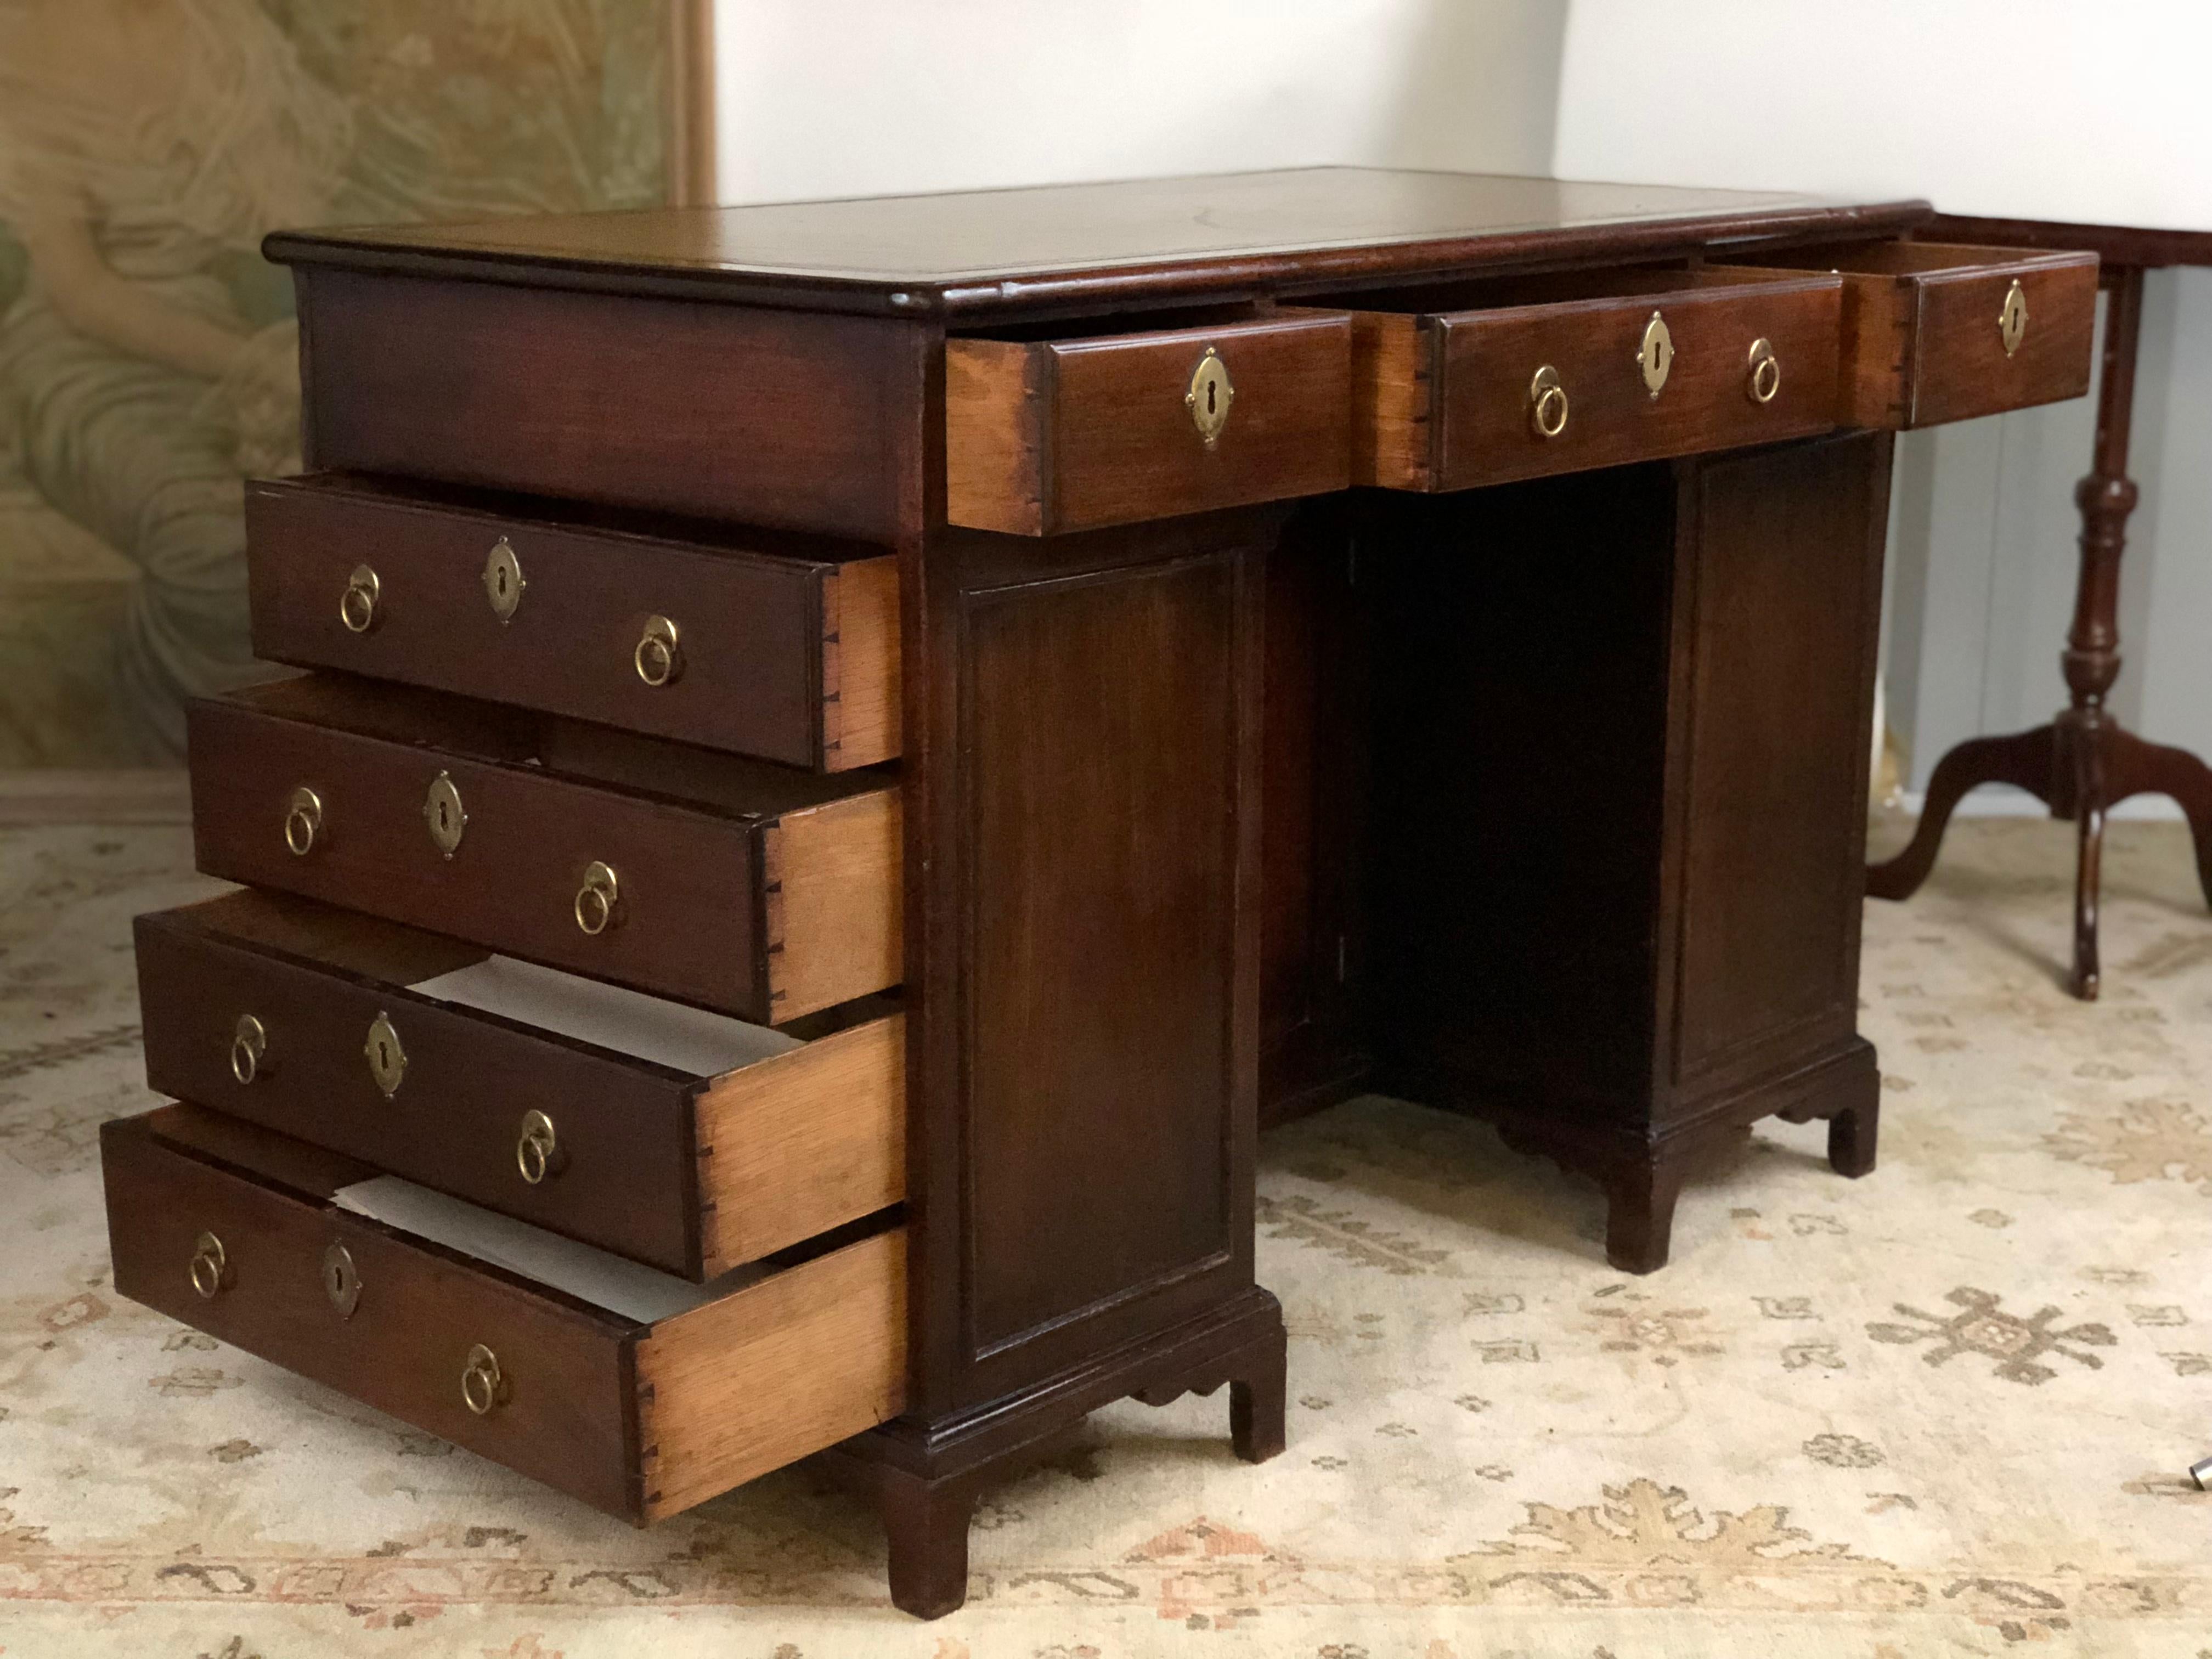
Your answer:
(246, 472), (899, 771)
(1312, 265), (1842, 491)
(1717, 241), (2098, 428)
(103, 1103), (906, 1521)
(945, 308), (1351, 534)
(188, 675), (899, 1025)
(137, 890), (902, 1280)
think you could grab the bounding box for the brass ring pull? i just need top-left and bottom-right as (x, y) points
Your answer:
(284, 786), (324, 857)
(634, 616), (682, 687)
(461, 1343), (506, 1415)
(1530, 365), (1570, 438)
(189, 1231), (228, 1300)
(339, 565), (381, 634)
(230, 1014), (268, 1085)
(573, 861), (620, 935)
(517, 1110), (560, 1185)
(1999, 278), (2030, 357)
(1747, 338), (1782, 405)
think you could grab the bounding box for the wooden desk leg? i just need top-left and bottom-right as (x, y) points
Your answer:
(1868, 266), (2212, 998)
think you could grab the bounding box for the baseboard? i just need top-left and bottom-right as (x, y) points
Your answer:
(0, 769), (192, 826)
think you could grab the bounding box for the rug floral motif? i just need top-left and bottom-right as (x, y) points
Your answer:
(3, 817), (2212, 1656)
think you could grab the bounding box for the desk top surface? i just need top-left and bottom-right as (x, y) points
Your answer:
(268, 167), (1928, 318)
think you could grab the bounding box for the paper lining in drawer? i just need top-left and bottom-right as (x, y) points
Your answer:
(334, 1173), (768, 1322)
(408, 955), (801, 1076)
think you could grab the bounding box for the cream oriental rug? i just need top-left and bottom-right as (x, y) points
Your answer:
(3, 816), (2211, 1658)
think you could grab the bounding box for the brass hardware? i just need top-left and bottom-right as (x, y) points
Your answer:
(482, 538), (526, 623)
(1184, 345), (1235, 448)
(1999, 278), (2030, 357)
(284, 786), (324, 857)
(461, 1343), (507, 1415)
(517, 1110), (561, 1185)
(322, 1241), (361, 1319)
(1530, 365), (1570, 438)
(339, 565), (382, 634)
(634, 615), (682, 687)
(1637, 312), (1674, 397)
(573, 861), (620, 936)
(364, 1012), (407, 1098)
(230, 1014), (268, 1085)
(423, 771), (467, 858)
(189, 1231), (228, 1300)
(1747, 337), (1782, 405)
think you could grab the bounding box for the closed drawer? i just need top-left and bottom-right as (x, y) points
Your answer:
(247, 474), (898, 771)
(1718, 241), (2098, 428)
(1319, 268), (1841, 491)
(188, 676), (899, 1024)
(103, 1104), (905, 1521)
(137, 890), (902, 1280)
(945, 311), (1351, 535)
(286, 268), (910, 541)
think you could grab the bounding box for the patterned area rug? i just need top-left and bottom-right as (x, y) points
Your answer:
(3, 816), (2211, 1657)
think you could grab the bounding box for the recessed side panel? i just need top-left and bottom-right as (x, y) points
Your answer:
(960, 550), (1252, 1368)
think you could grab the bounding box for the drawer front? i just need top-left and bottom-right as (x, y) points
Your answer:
(1719, 243), (2099, 429)
(136, 891), (907, 1279)
(297, 268), (907, 541)
(104, 1107), (908, 1522)
(1423, 279), (1840, 490)
(135, 901), (703, 1274)
(1894, 248), (2097, 428)
(188, 695), (778, 1019)
(246, 476), (899, 771)
(103, 1109), (640, 1515)
(946, 313), (1351, 535)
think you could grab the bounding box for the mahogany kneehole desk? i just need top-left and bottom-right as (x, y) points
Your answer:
(101, 168), (2098, 1619)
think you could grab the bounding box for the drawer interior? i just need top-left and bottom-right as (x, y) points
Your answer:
(143, 889), (905, 1277)
(1720, 239), (2083, 280)
(1301, 261), (1819, 319)
(106, 1103), (906, 1520)
(217, 674), (892, 823)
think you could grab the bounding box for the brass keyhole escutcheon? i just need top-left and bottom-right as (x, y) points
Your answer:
(365, 1012), (407, 1098)
(339, 565), (381, 634)
(189, 1231), (228, 1300)
(424, 771), (467, 859)
(573, 861), (620, 936)
(323, 1242), (362, 1319)
(1530, 365), (1570, 438)
(284, 786), (324, 857)
(1637, 312), (1674, 398)
(517, 1110), (561, 1185)
(461, 1343), (507, 1415)
(1999, 279), (2030, 357)
(231, 1014), (268, 1085)
(483, 538), (525, 624)
(1746, 337), (1782, 405)
(634, 616), (682, 687)
(1185, 346), (1235, 449)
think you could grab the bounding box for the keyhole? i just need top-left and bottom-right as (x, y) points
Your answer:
(1206, 381), (1217, 415)
(496, 569), (507, 596)
(436, 802), (449, 831)
(377, 1038), (390, 1069)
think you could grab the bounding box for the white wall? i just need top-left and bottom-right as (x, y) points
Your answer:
(1553, 0), (2212, 797)
(707, 2), (2212, 800)
(709, 0), (1568, 202)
